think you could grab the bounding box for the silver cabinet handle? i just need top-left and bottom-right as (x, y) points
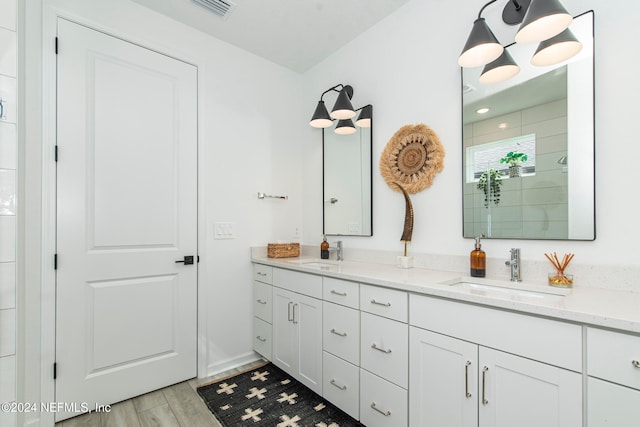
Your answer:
(633, 360), (640, 368)
(256, 336), (267, 342)
(331, 328), (347, 337)
(370, 402), (391, 416)
(256, 299), (267, 305)
(465, 361), (472, 398)
(330, 379), (347, 390)
(482, 366), (489, 405)
(330, 289), (347, 296)
(370, 299), (391, 307)
(256, 272), (267, 276)
(292, 303), (298, 324)
(287, 301), (293, 322)
(371, 343), (392, 354)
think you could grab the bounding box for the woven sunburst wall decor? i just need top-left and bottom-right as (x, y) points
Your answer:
(380, 124), (445, 194)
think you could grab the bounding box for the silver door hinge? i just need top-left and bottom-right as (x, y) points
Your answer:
(55, 145), (58, 162)
(55, 37), (59, 54)
(53, 362), (57, 379)
(54, 254), (58, 270)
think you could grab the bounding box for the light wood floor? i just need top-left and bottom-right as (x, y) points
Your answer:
(55, 360), (265, 427)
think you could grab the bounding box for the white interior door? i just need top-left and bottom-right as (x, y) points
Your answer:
(55, 18), (198, 421)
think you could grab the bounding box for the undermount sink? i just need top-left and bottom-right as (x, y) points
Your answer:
(286, 259), (340, 270)
(441, 277), (569, 302)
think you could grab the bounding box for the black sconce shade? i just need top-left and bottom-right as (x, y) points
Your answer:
(330, 86), (356, 120)
(515, 0), (572, 44)
(334, 119), (356, 135)
(355, 105), (372, 128)
(459, 17), (504, 68)
(479, 50), (520, 84)
(530, 28), (582, 66)
(309, 100), (333, 128)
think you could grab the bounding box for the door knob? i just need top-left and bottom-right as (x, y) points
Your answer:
(175, 255), (195, 265)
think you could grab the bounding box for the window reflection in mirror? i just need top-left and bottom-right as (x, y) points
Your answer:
(323, 111), (373, 236)
(462, 12), (594, 240)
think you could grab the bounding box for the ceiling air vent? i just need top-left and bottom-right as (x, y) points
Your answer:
(192, 0), (236, 20)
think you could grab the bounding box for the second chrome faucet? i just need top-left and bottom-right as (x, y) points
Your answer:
(505, 248), (521, 282)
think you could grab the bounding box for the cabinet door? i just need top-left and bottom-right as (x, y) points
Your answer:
(588, 377), (640, 427)
(295, 292), (323, 395)
(409, 327), (478, 427)
(272, 287), (296, 373)
(479, 347), (582, 427)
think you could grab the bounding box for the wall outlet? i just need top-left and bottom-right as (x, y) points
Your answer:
(214, 222), (236, 239)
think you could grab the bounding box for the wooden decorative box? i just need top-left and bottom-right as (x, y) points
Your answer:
(267, 243), (300, 258)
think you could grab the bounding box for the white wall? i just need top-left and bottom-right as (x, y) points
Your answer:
(302, 0), (640, 270)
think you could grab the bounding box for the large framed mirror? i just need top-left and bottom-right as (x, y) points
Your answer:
(462, 11), (594, 240)
(323, 109), (373, 236)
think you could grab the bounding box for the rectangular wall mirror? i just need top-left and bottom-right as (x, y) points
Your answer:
(462, 11), (594, 240)
(323, 109), (373, 236)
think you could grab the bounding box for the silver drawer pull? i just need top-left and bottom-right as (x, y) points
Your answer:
(256, 299), (267, 305)
(256, 336), (267, 342)
(482, 366), (489, 405)
(465, 361), (472, 398)
(256, 272), (267, 276)
(330, 379), (347, 390)
(370, 299), (391, 307)
(370, 402), (391, 417)
(633, 360), (640, 368)
(331, 328), (347, 337)
(330, 289), (347, 296)
(371, 343), (392, 354)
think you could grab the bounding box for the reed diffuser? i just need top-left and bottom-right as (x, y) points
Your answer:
(544, 252), (574, 288)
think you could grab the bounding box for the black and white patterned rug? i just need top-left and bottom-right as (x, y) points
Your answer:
(197, 362), (364, 427)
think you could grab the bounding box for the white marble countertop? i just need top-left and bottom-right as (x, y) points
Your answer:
(251, 255), (640, 334)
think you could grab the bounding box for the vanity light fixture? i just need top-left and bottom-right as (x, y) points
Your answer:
(310, 85), (371, 134)
(476, 107), (491, 114)
(460, 0), (579, 83)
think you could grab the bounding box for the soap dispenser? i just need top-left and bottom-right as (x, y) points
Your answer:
(320, 235), (330, 259)
(470, 236), (486, 277)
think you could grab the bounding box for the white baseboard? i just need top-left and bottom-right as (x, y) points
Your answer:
(205, 351), (261, 378)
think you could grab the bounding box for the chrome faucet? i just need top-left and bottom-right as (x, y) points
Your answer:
(505, 248), (521, 282)
(329, 241), (343, 261)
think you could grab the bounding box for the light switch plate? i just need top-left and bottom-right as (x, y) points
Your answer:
(214, 222), (235, 239)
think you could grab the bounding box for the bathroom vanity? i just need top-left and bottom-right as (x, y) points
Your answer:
(251, 254), (640, 427)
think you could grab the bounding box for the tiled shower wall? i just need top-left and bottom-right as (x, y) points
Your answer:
(464, 98), (569, 239)
(0, 0), (17, 426)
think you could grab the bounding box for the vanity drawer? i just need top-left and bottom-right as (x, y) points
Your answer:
(410, 294), (582, 372)
(273, 268), (322, 299)
(587, 327), (640, 390)
(323, 302), (360, 365)
(253, 317), (272, 360)
(360, 368), (408, 427)
(360, 312), (408, 389)
(253, 281), (272, 323)
(323, 351), (360, 421)
(360, 284), (407, 322)
(323, 277), (359, 309)
(253, 264), (272, 284)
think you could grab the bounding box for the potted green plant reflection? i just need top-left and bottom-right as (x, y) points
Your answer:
(500, 151), (528, 177)
(477, 169), (502, 208)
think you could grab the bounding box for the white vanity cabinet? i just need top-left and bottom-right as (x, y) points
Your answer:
(587, 327), (640, 426)
(272, 269), (323, 395)
(253, 264), (273, 360)
(409, 295), (582, 427)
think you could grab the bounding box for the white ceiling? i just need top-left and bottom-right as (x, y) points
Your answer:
(130, 0), (410, 73)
